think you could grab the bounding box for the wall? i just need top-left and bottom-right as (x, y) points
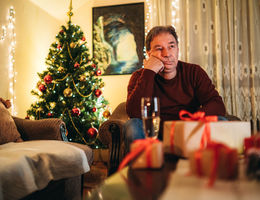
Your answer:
(0, 0), (144, 117)
(73, 0), (144, 113)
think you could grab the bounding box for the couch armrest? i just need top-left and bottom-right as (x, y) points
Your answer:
(12, 117), (68, 141)
(98, 118), (128, 175)
(98, 102), (129, 175)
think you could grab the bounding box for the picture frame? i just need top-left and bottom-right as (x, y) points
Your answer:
(93, 3), (144, 75)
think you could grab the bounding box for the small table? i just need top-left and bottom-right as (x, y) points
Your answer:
(85, 154), (179, 200)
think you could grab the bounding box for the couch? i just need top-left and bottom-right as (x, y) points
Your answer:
(0, 101), (93, 200)
(98, 102), (241, 175)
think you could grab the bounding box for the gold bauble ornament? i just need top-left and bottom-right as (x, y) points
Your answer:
(70, 42), (76, 48)
(79, 75), (86, 82)
(99, 82), (105, 88)
(67, 11), (73, 17)
(50, 102), (56, 109)
(103, 110), (111, 118)
(63, 88), (72, 97)
(37, 81), (42, 87)
(58, 67), (64, 73)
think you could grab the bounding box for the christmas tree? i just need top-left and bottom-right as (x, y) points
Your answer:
(27, 2), (110, 148)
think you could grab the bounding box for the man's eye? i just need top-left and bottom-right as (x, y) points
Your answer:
(155, 48), (162, 51)
(169, 45), (175, 48)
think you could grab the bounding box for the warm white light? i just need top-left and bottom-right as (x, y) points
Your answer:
(145, 0), (152, 36)
(3, 6), (17, 115)
(171, 0), (180, 28)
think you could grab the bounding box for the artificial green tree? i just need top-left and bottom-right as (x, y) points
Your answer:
(27, 4), (110, 148)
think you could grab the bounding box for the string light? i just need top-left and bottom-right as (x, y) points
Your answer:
(9, 7), (16, 115)
(145, 0), (152, 37)
(171, 0), (180, 28)
(1, 6), (16, 115)
(143, 0), (152, 60)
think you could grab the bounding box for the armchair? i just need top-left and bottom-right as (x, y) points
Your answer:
(0, 115), (93, 200)
(98, 102), (241, 175)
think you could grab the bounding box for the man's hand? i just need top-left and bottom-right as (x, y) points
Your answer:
(143, 55), (164, 73)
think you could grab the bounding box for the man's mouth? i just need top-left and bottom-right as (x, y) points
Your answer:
(164, 61), (174, 65)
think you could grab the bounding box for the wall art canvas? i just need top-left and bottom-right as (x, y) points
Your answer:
(93, 3), (144, 75)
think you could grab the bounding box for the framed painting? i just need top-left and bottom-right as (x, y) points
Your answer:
(93, 3), (144, 75)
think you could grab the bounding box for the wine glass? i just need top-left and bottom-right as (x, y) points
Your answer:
(141, 97), (160, 139)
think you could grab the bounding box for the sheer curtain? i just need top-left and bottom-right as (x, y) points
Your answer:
(149, 0), (260, 132)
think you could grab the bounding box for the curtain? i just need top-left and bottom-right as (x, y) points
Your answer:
(150, 0), (260, 132)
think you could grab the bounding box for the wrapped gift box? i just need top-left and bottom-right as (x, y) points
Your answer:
(244, 134), (260, 154)
(131, 141), (164, 169)
(246, 148), (260, 180)
(163, 121), (251, 157)
(189, 144), (238, 181)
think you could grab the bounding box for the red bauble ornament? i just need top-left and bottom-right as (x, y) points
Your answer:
(87, 127), (98, 138)
(91, 64), (96, 69)
(39, 84), (46, 92)
(92, 107), (97, 112)
(74, 62), (80, 68)
(44, 74), (53, 84)
(95, 69), (102, 76)
(57, 44), (62, 49)
(81, 36), (86, 41)
(72, 107), (81, 116)
(59, 30), (64, 34)
(47, 112), (53, 117)
(25, 116), (29, 119)
(94, 89), (102, 97)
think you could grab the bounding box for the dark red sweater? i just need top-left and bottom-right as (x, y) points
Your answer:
(126, 61), (226, 123)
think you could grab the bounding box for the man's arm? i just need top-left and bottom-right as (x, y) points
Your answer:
(193, 65), (226, 116)
(126, 69), (156, 118)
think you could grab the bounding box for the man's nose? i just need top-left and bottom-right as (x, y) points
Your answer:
(162, 48), (170, 57)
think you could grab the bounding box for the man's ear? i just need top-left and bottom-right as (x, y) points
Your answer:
(146, 50), (151, 58)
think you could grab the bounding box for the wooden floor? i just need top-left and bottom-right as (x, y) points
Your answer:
(83, 161), (108, 198)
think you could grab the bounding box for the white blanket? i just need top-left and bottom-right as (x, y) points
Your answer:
(0, 140), (90, 200)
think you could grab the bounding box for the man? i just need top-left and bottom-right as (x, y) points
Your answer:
(125, 25), (226, 144)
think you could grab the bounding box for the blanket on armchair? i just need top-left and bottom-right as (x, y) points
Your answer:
(0, 140), (90, 200)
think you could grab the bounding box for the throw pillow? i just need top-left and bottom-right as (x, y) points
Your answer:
(0, 101), (23, 144)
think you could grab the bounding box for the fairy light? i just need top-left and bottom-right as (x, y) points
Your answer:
(0, 26), (7, 41)
(171, 0), (181, 58)
(143, 0), (152, 60)
(171, 0), (180, 27)
(145, 0), (152, 37)
(1, 7), (16, 115)
(9, 7), (16, 115)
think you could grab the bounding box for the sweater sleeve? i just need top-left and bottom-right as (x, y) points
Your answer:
(126, 69), (156, 118)
(193, 65), (226, 116)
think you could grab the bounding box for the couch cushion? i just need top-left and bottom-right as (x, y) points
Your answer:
(0, 102), (23, 144)
(0, 140), (91, 200)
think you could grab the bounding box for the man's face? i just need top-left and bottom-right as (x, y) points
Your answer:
(147, 32), (179, 73)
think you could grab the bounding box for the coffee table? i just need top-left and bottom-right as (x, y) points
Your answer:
(85, 154), (260, 200)
(85, 154), (179, 200)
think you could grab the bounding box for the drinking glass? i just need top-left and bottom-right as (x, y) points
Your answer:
(141, 97), (160, 139)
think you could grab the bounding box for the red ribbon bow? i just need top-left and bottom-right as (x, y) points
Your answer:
(118, 138), (160, 171)
(170, 110), (218, 153)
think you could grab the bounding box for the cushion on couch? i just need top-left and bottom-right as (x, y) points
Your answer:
(0, 102), (23, 144)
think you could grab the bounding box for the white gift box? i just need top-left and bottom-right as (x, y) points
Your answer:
(163, 121), (251, 157)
